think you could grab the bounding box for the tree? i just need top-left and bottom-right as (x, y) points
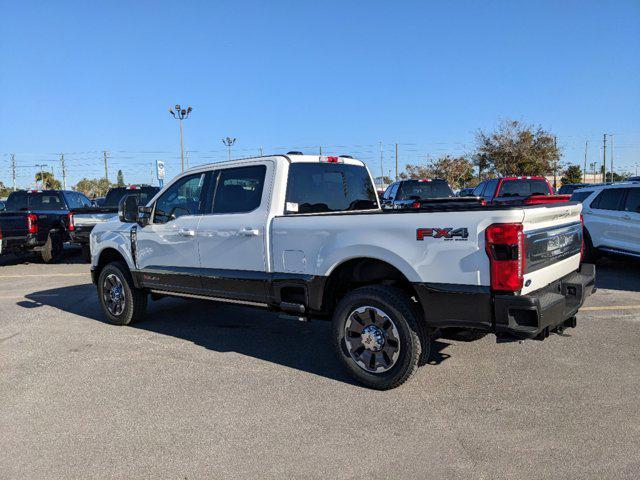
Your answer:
(35, 171), (62, 190)
(473, 119), (560, 177)
(75, 178), (113, 198)
(0, 181), (12, 198)
(561, 165), (583, 185)
(117, 169), (125, 187)
(400, 155), (475, 189)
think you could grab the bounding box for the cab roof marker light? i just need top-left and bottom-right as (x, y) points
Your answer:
(321, 156), (341, 163)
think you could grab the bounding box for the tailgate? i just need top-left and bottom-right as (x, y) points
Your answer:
(0, 213), (29, 239)
(73, 211), (117, 227)
(521, 203), (583, 295)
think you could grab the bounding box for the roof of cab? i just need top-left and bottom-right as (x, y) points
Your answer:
(183, 153), (366, 174)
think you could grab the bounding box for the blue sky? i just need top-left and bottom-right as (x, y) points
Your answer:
(1, 0), (639, 187)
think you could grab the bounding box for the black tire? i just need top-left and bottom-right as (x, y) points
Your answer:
(97, 261), (147, 325)
(332, 285), (429, 390)
(583, 228), (600, 263)
(40, 233), (63, 263)
(81, 244), (91, 263)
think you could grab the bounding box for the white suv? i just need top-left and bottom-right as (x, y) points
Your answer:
(571, 183), (640, 260)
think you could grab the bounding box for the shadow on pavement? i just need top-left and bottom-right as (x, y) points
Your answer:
(19, 284), (453, 387)
(0, 245), (86, 266)
(593, 258), (640, 292)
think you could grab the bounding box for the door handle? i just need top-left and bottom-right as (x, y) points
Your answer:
(178, 228), (196, 237)
(622, 214), (631, 220)
(238, 227), (260, 237)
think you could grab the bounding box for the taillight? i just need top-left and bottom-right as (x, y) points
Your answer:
(67, 212), (75, 231)
(27, 214), (38, 234)
(411, 201), (421, 209)
(485, 223), (525, 292)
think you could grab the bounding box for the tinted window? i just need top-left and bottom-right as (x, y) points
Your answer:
(212, 165), (266, 214)
(65, 192), (92, 209)
(498, 179), (550, 197)
(569, 191), (594, 203)
(472, 182), (486, 197)
(483, 179), (499, 200)
(397, 180), (453, 200)
(154, 173), (206, 223)
(558, 184), (587, 195)
(383, 184), (394, 200)
(103, 187), (159, 208)
(591, 188), (625, 211)
(286, 163), (378, 214)
(29, 192), (66, 210)
(5, 191), (28, 211)
(624, 188), (640, 213)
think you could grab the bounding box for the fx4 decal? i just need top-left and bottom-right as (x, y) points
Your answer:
(417, 227), (469, 241)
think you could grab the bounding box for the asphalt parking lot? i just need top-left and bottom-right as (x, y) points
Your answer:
(1, 248), (639, 479)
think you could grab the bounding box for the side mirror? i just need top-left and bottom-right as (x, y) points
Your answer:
(137, 205), (152, 227)
(118, 194), (139, 223)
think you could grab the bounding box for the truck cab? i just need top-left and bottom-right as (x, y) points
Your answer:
(472, 176), (570, 205)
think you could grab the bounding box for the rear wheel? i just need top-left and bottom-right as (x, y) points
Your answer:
(40, 233), (63, 263)
(97, 261), (147, 325)
(332, 285), (429, 390)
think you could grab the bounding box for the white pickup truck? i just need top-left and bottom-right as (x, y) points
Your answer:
(90, 154), (595, 389)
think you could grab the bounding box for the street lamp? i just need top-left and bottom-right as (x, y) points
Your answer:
(169, 104), (192, 172)
(222, 137), (236, 160)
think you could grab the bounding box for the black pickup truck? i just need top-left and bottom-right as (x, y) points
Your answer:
(0, 190), (95, 262)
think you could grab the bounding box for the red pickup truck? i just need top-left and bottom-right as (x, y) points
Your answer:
(469, 176), (570, 205)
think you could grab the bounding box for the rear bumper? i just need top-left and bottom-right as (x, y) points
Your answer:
(413, 263), (596, 339)
(494, 263), (596, 339)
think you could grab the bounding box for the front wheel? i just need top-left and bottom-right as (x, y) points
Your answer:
(332, 285), (429, 390)
(97, 261), (147, 325)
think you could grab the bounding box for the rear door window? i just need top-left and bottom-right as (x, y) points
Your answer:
(211, 165), (266, 214)
(65, 192), (92, 209)
(483, 179), (499, 200)
(286, 163), (378, 213)
(591, 188), (625, 211)
(623, 188), (640, 213)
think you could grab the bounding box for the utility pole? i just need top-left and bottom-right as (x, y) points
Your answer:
(610, 134), (614, 183)
(583, 141), (588, 183)
(395, 143), (398, 180)
(35, 164), (47, 189)
(259, 146), (264, 156)
(319, 146), (322, 156)
(379, 141), (384, 183)
(60, 153), (67, 190)
(169, 104), (192, 172)
(103, 150), (109, 182)
(553, 136), (558, 190)
(11, 153), (16, 191)
(602, 134), (607, 183)
(222, 137), (236, 160)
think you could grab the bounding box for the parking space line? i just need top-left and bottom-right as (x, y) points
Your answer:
(582, 305), (640, 311)
(0, 273), (89, 279)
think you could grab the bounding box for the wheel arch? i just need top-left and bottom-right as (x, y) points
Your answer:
(95, 247), (134, 286)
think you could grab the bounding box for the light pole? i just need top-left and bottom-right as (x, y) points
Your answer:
(35, 164), (48, 189)
(169, 104), (192, 172)
(222, 137), (236, 160)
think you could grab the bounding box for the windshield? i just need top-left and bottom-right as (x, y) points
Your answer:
(397, 180), (453, 200)
(103, 188), (159, 207)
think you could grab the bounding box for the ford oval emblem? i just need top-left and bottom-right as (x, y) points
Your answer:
(525, 279), (532, 287)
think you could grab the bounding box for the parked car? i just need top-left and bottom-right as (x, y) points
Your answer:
(0, 189), (93, 262)
(90, 154), (594, 390)
(73, 186), (160, 261)
(472, 176), (571, 205)
(571, 183), (640, 260)
(557, 183), (589, 195)
(380, 179), (454, 209)
(458, 187), (475, 197)
(93, 197), (106, 207)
